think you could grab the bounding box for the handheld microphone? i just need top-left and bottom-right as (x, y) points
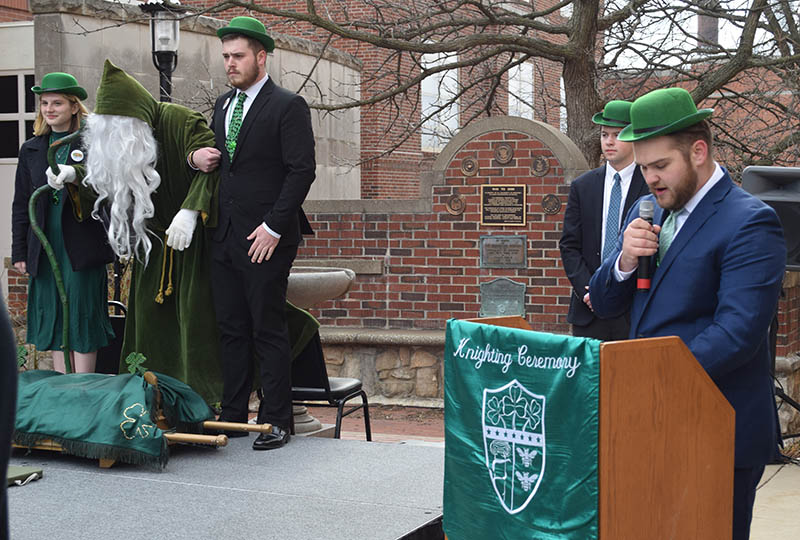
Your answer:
(637, 200), (655, 291)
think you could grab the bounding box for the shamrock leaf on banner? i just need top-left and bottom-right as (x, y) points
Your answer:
(120, 403), (156, 441)
(501, 384), (529, 430)
(524, 397), (542, 432)
(486, 396), (504, 426)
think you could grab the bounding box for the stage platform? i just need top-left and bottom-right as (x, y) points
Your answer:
(8, 435), (444, 540)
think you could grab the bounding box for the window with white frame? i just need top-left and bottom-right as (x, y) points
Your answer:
(420, 52), (460, 152)
(508, 62), (534, 119)
(0, 71), (36, 160)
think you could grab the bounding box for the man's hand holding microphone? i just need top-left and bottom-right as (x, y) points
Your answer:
(619, 200), (660, 291)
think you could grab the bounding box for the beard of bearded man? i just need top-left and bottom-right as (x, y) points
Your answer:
(83, 113), (161, 265)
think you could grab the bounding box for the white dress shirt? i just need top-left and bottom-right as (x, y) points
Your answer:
(224, 73), (269, 135)
(600, 161), (637, 258)
(614, 162), (725, 280)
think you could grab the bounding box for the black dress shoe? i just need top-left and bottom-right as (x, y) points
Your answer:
(252, 426), (290, 450)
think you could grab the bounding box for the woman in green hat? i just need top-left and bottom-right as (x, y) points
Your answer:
(11, 72), (115, 373)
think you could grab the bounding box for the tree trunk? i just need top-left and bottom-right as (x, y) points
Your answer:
(563, 54), (603, 168)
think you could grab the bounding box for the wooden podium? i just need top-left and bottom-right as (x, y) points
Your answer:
(459, 317), (735, 539)
(599, 336), (734, 539)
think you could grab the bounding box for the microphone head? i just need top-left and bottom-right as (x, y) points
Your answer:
(640, 200), (655, 221)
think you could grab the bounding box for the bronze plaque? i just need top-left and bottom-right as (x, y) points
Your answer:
(480, 184), (526, 226)
(461, 156), (479, 176)
(479, 277), (526, 317)
(531, 155), (550, 176)
(494, 143), (514, 164)
(445, 194), (466, 215)
(541, 194), (562, 215)
(480, 235), (527, 268)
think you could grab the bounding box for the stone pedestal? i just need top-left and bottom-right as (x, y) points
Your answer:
(287, 266), (356, 436)
(293, 405), (322, 433)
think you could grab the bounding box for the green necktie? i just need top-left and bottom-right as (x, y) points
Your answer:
(658, 209), (681, 265)
(226, 91), (247, 159)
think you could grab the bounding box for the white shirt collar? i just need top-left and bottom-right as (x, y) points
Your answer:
(237, 72), (269, 102)
(605, 160), (637, 187)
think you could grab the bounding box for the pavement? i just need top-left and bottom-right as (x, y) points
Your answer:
(751, 459), (800, 539)
(309, 405), (800, 538)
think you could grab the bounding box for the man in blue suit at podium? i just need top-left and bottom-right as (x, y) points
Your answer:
(589, 88), (786, 540)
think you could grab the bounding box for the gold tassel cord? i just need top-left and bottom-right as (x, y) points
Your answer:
(155, 237), (169, 304)
(165, 247), (174, 297)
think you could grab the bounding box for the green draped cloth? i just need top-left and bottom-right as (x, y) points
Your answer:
(443, 320), (600, 540)
(13, 370), (213, 468)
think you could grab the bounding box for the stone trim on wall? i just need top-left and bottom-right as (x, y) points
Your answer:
(433, 116), (589, 184)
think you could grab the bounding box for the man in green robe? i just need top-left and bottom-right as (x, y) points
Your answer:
(47, 60), (222, 403)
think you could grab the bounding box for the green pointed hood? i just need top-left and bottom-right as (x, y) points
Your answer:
(94, 60), (158, 128)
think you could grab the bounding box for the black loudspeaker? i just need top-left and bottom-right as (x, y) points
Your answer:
(741, 166), (800, 271)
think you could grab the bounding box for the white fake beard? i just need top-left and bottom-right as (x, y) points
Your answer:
(83, 114), (161, 265)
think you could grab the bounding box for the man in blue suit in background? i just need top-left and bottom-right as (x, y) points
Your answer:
(560, 100), (649, 339)
(589, 87), (786, 540)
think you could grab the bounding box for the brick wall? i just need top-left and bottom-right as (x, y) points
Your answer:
(300, 123), (800, 360)
(6, 266), (27, 323)
(778, 272), (800, 358)
(301, 127), (574, 334)
(0, 4), (31, 22)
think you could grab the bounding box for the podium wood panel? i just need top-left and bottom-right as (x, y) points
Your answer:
(599, 337), (734, 539)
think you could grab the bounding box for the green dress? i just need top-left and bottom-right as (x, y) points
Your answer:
(26, 131), (114, 353)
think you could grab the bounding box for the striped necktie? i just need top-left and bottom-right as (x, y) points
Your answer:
(226, 91), (247, 159)
(602, 173), (622, 261)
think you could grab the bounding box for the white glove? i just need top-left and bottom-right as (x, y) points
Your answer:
(46, 165), (76, 190)
(165, 209), (199, 251)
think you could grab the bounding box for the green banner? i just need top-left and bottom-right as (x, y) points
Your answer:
(443, 319), (600, 539)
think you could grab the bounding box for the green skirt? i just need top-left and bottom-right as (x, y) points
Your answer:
(26, 197), (114, 353)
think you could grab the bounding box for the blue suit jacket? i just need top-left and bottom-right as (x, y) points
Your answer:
(590, 170), (786, 467)
(559, 164), (649, 326)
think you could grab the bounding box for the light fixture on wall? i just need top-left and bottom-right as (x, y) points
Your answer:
(140, 0), (185, 102)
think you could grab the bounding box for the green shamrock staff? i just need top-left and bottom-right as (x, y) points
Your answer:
(27, 130), (83, 373)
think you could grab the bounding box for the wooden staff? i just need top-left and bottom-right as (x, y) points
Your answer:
(163, 433), (228, 447)
(202, 421), (273, 434)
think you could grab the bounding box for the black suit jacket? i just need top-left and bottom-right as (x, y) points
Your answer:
(211, 78), (315, 245)
(11, 134), (114, 278)
(559, 164), (649, 326)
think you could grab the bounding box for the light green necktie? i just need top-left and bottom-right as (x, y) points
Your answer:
(226, 91), (247, 159)
(658, 209), (681, 265)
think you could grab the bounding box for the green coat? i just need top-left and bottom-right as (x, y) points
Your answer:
(75, 103), (222, 404)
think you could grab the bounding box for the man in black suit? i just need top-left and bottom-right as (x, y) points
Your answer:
(559, 100), (648, 340)
(192, 16), (316, 450)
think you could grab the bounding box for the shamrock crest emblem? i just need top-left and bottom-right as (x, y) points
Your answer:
(482, 379), (546, 514)
(120, 403), (155, 440)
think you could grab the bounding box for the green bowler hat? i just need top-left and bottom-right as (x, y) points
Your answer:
(31, 72), (88, 100)
(591, 100), (632, 127)
(618, 87), (713, 142)
(217, 16), (275, 53)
